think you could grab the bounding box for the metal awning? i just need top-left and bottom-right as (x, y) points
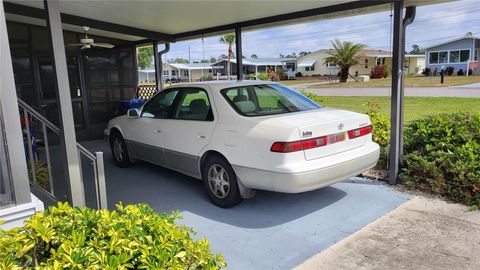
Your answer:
(297, 60), (316, 67)
(4, 0), (449, 42)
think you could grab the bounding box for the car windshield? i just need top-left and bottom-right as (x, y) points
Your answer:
(221, 84), (321, 117)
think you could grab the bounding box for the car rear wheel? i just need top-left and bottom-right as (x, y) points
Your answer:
(110, 131), (133, 168)
(202, 155), (242, 208)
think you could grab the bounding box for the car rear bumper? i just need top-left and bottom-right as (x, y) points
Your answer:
(233, 142), (380, 193)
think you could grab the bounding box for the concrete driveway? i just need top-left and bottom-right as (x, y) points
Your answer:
(83, 141), (409, 269)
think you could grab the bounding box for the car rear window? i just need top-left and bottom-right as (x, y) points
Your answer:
(221, 84), (321, 117)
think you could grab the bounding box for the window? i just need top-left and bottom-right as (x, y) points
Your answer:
(439, 51), (448, 63)
(310, 65), (315, 71)
(460, 50), (470, 62)
(183, 70), (189, 77)
(221, 84), (321, 117)
(163, 70), (169, 75)
(0, 114), (13, 207)
(475, 49), (479, 61)
(326, 62), (337, 68)
(449, 51), (460, 63)
(429, 52), (439, 64)
(141, 89), (179, 119)
(382, 58), (386, 65)
(173, 89), (212, 121)
(364, 58), (368, 69)
(171, 70), (177, 76)
(376, 58), (381, 66)
(305, 66), (310, 71)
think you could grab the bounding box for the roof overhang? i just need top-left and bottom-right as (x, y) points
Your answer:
(3, 0), (453, 43)
(297, 60), (317, 67)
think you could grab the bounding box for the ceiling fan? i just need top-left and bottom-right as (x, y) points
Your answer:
(66, 26), (115, 50)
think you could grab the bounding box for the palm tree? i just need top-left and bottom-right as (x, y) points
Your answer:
(219, 33), (235, 78)
(324, 39), (366, 83)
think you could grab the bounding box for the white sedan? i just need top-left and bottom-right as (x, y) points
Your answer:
(105, 81), (380, 207)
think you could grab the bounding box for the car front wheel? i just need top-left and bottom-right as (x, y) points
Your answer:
(202, 155), (242, 208)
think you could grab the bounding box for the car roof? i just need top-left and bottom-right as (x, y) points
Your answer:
(164, 80), (278, 91)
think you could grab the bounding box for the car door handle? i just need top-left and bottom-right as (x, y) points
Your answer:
(197, 135), (206, 139)
(155, 129), (162, 133)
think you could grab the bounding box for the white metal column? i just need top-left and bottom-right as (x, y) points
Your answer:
(43, 0), (85, 207)
(0, 0), (31, 204)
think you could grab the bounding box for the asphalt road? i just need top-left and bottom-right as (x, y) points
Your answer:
(292, 85), (480, 98)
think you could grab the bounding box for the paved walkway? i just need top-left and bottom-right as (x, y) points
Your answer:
(293, 86), (480, 97)
(295, 196), (480, 270)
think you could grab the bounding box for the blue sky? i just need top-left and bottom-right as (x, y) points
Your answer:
(163, 0), (480, 62)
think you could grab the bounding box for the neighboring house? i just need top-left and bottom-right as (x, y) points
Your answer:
(163, 63), (213, 82)
(211, 58), (296, 78)
(295, 49), (425, 77)
(425, 32), (480, 75)
(138, 68), (156, 83)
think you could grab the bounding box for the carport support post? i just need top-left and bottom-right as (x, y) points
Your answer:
(389, 0), (405, 185)
(235, 25), (243, 80)
(153, 41), (161, 90)
(44, 0), (85, 206)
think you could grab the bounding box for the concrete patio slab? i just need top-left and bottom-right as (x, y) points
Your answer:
(295, 196), (480, 270)
(83, 140), (409, 270)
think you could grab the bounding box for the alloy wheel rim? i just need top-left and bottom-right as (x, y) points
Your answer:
(113, 138), (123, 161)
(208, 164), (230, 199)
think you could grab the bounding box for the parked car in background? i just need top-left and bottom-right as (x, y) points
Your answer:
(105, 81), (380, 207)
(164, 75), (180, 83)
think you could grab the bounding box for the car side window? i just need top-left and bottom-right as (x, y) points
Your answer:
(173, 88), (213, 121)
(141, 89), (179, 119)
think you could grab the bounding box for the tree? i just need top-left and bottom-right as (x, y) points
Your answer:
(219, 33), (235, 78)
(209, 56), (217, 63)
(298, 51), (311, 57)
(137, 46), (154, 70)
(409, 44), (424, 55)
(325, 39), (367, 83)
(251, 54), (258, 59)
(200, 59), (210, 63)
(167, 57), (189, 63)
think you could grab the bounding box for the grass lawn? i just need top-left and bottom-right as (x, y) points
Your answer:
(315, 96), (480, 122)
(306, 75), (480, 88)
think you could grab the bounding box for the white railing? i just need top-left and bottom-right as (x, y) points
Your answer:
(17, 99), (107, 209)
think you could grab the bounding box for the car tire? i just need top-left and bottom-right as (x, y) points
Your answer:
(202, 155), (242, 208)
(109, 131), (133, 168)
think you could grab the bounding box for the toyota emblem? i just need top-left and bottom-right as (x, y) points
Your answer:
(338, 123), (344, 130)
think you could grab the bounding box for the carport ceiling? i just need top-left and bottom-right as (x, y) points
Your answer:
(4, 0), (450, 42)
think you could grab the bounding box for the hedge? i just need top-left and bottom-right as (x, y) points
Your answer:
(401, 112), (480, 208)
(0, 202), (226, 269)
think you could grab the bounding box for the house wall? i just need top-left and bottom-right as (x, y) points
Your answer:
(425, 38), (475, 73)
(296, 51), (331, 76)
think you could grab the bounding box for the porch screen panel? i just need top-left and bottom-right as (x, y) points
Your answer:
(84, 48), (136, 137)
(0, 108), (13, 207)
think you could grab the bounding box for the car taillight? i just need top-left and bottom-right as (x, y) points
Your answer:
(271, 136), (327, 153)
(348, 125), (372, 139)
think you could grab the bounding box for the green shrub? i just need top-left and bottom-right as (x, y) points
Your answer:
(0, 202), (226, 269)
(401, 113), (480, 207)
(200, 74), (214, 81)
(255, 73), (269, 81)
(28, 160), (50, 190)
(365, 102), (390, 148)
(300, 90), (324, 103)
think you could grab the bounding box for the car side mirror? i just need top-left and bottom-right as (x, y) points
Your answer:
(127, 108), (140, 117)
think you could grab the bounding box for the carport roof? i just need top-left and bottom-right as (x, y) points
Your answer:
(4, 0), (450, 43)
